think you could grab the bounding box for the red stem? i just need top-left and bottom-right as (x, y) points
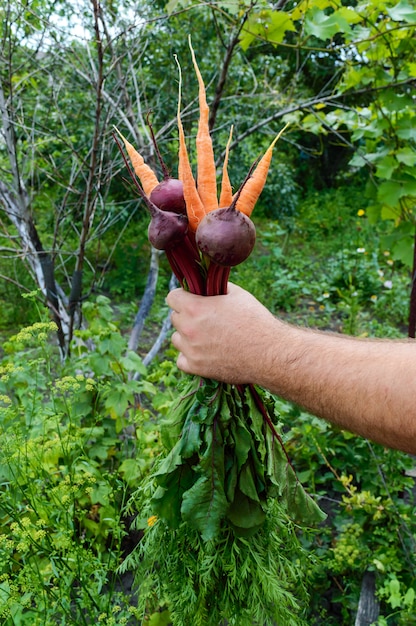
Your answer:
(244, 383), (295, 470)
(167, 236), (205, 295)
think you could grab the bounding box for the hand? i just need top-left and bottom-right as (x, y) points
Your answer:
(166, 283), (278, 383)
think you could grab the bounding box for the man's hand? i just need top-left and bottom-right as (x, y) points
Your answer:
(167, 283), (278, 384)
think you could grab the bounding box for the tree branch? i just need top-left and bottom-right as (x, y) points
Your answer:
(209, 9), (250, 131)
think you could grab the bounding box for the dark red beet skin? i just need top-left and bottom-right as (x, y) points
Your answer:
(196, 207), (256, 267)
(149, 178), (187, 215)
(148, 209), (188, 250)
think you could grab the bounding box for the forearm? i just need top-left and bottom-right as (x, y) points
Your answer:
(167, 285), (416, 455)
(254, 321), (416, 454)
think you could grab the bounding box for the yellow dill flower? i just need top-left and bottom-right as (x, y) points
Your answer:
(147, 515), (158, 527)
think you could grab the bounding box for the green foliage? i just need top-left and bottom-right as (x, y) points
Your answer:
(234, 185), (411, 336)
(283, 406), (416, 624)
(122, 501), (313, 626)
(0, 270), (41, 332)
(143, 377), (324, 541)
(120, 371), (325, 624)
(204, 0), (416, 263)
(0, 296), (159, 624)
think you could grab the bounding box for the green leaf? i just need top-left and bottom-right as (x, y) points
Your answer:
(224, 458), (238, 502)
(396, 115), (416, 140)
(391, 238), (414, 268)
(153, 439), (183, 478)
(263, 11), (296, 45)
(240, 10), (295, 51)
(119, 458), (147, 486)
(381, 204), (400, 221)
(387, 0), (416, 24)
(226, 487), (266, 530)
(152, 464), (195, 528)
(120, 351), (147, 375)
(305, 8), (352, 40)
(164, 0), (189, 15)
(104, 380), (144, 420)
(230, 420), (252, 470)
(98, 332), (125, 357)
(396, 147), (416, 167)
(377, 180), (406, 206)
(375, 155), (398, 180)
(181, 421), (228, 540)
(404, 587), (415, 608)
(239, 461), (261, 502)
(382, 223), (415, 267)
(181, 474), (228, 540)
(148, 610), (171, 626)
(388, 578), (402, 609)
(161, 383), (197, 449)
(265, 430), (326, 525)
(179, 413), (201, 458)
(90, 481), (111, 506)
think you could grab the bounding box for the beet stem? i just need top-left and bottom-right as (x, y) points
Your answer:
(168, 238), (205, 295)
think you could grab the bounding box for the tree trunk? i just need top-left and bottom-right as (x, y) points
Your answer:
(128, 247), (161, 353)
(0, 181), (69, 355)
(355, 570), (380, 626)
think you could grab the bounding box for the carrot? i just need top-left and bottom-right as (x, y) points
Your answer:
(174, 55), (206, 232)
(219, 125), (234, 208)
(188, 37), (218, 214)
(234, 123), (290, 217)
(113, 126), (159, 196)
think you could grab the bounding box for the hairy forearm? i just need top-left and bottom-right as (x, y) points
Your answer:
(256, 321), (416, 454)
(167, 285), (416, 455)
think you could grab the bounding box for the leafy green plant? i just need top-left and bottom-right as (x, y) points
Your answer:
(283, 404), (416, 625)
(0, 295), (159, 625)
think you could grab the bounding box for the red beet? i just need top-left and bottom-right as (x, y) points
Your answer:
(148, 206), (188, 251)
(149, 178), (186, 215)
(196, 207), (256, 267)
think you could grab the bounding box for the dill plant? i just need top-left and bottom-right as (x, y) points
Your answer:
(0, 298), (158, 624)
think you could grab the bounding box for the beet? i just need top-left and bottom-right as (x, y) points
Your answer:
(148, 206), (188, 250)
(149, 178), (186, 215)
(196, 207), (256, 267)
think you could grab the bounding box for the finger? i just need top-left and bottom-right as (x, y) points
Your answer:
(170, 308), (177, 327)
(170, 310), (183, 332)
(170, 330), (182, 350)
(166, 287), (185, 312)
(176, 352), (191, 374)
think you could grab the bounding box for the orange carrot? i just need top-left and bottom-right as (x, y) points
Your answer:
(234, 123), (289, 217)
(113, 126), (159, 196)
(189, 37), (218, 214)
(175, 55), (206, 232)
(218, 125), (234, 208)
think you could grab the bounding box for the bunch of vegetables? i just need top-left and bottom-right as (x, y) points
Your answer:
(116, 40), (325, 626)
